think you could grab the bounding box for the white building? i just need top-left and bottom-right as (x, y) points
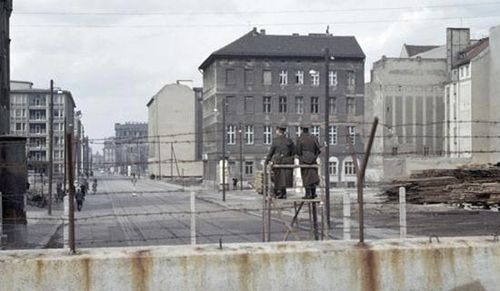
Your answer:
(146, 81), (203, 178)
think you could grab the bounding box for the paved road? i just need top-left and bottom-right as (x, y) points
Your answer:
(69, 175), (293, 248)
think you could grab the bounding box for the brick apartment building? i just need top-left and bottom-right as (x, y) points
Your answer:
(199, 28), (365, 187)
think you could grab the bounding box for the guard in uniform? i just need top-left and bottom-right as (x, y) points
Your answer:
(265, 126), (295, 199)
(296, 125), (321, 199)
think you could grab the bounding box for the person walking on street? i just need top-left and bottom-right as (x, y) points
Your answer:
(76, 189), (84, 211)
(265, 125), (295, 199)
(296, 124), (321, 199)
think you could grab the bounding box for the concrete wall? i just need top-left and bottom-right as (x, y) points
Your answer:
(488, 25), (500, 163)
(1, 237), (500, 291)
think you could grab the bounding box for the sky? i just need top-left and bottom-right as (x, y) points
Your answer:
(9, 0), (500, 152)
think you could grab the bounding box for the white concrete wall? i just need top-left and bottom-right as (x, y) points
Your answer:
(1, 237), (499, 291)
(488, 25), (500, 163)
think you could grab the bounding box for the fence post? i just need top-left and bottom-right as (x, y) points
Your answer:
(190, 191), (196, 245)
(63, 195), (69, 249)
(66, 133), (76, 254)
(343, 191), (351, 240)
(399, 186), (407, 239)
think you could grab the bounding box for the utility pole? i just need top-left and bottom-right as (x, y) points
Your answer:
(239, 123), (243, 191)
(63, 116), (67, 193)
(155, 97), (161, 180)
(66, 133), (76, 253)
(170, 142), (173, 180)
(48, 79), (54, 215)
(324, 48), (331, 228)
(222, 96), (226, 201)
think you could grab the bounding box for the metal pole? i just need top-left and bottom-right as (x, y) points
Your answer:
(239, 124), (243, 191)
(170, 142), (173, 179)
(222, 96), (226, 202)
(48, 79), (54, 215)
(323, 48), (331, 228)
(399, 186), (407, 239)
(190, 191), (196, 245)
(358, 118), (379, 244)
(63, 117), (67, 193)
(157, 134), (161, 179)
(66, 133), (76, 253)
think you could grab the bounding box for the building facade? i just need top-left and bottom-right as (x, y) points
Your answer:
(9, 81), (76, 177)
(103, 137), (116, 173)
(114, 122), (148, 176)
(444, 25), (500, 163)
(146, 82), (203, 178)
(199, 28), (366, 187)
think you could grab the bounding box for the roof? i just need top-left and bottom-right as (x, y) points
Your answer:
(403, 44), (440, 57)
(199, 28), (365, 70)
(454, 37), (489, 67)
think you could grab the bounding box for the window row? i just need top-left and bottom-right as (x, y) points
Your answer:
(225, 125), (356, 145)
(227, 96), (357, 115)
(226, 68), (356, 88)
(328, 158), (357, 176)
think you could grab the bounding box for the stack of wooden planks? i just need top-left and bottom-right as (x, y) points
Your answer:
(383, 164), (500, 205)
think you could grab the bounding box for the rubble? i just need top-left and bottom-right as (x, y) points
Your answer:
(383, 164), (500, 206)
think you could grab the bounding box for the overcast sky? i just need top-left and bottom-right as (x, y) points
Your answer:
(10, 0), (500, 151)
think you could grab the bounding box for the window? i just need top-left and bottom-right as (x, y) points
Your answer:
(347, 71), (355, 89)
(347, 126), (356, 144)
(244, 96), (254, 114)
(263, 96), (271, 113)
(264, 126), (272, 145)
(279, 96), (287, 113)
(279, 70), (288, 85)
(392, 147), (398, 156)
(263, 70), (272, 85)
(225, 69), (236, 86)
(347, 97), (356, 114)
(295, 96), (304, 114)
(244, 125), (254, 145)
(245, 161), (254, 175)
(328, 160), (337, 175)
(329, 97), (336, 114)
(310, 97), (319, 114)
(295, 126), (301, 137)
(226, 125), (236, 145)
(311, 71), (320, 86)
(312, 125), (320, 140)
(344, 161), (356, 175)
(424, 145), (430, 156)
(329, 126), (337, 145)
(244, 69), (254, 85)
(295, 71), (304, 85)
(15, 123), (22, 131)
(329, 70), (337, 87)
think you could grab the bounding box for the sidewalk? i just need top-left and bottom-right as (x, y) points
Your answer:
(2, 203), (64, 250)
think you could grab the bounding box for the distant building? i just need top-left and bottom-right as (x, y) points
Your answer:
(103, 137), (116, 173)
(114, 122), (148, 176)
(9, 81), (76, 177)
(146, 82), (203, 178)
(199, 28), (366, 187)
(444, 25), (500, 163)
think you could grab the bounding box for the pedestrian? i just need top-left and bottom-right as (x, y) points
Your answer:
(75, 189), (84, 211)
(296, 124), (321, 199)
(80, 183), (87, 200)
(232, 177), (238, 190)
(265, 125), (295, 199)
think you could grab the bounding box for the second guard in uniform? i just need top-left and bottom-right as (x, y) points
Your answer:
(296, 125), (321, 199)
(265, 126), (295, 199)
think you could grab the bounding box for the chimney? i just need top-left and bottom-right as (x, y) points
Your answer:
(260, 29), (266, 35)
(446, 28), (471, 74)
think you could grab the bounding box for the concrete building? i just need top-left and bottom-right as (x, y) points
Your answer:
(146, 82), (203, 178)
(9, 81), (76, 178)
(199, 28), (365, 187)
(103, 138), (116, 173)
(114, 122), (148, 176)
(444, 25), (500, 163)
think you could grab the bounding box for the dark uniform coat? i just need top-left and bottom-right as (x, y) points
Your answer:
(265, 135), (295, 189)
(296, 133), (321, 187)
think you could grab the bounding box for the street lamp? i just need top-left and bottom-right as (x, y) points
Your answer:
(238, 124), (243, 191)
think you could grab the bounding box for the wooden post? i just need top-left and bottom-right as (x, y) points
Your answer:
(66, 133), (76, 253)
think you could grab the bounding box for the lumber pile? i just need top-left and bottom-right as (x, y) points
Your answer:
(383, 164), (500, 205)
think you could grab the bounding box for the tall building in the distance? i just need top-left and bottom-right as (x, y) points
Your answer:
(10, 81), (76, 177)
(199, 28), (365, 187)
(114, 122), (148, 176)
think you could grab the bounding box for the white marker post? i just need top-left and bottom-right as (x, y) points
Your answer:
(132, 177), (137, 197)
(399, 186), (407, 239)
(190, 191), (196, 245)
(343, 191), (351, 240)
(63, 195), (69, 249)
